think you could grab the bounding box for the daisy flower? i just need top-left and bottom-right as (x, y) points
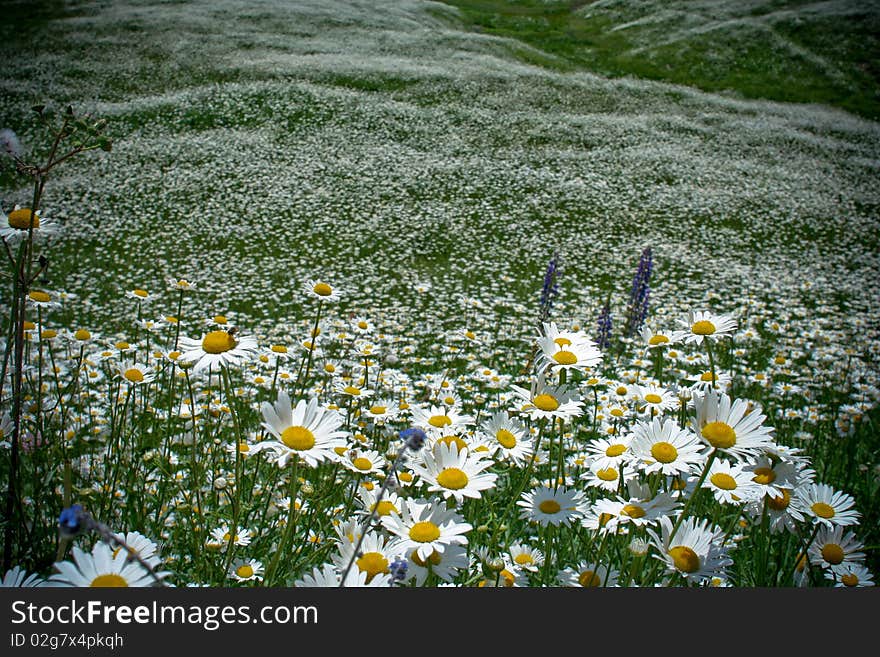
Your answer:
(687, 370), (733, 393)
(332, 530), (404, 584)
(1, 206), (58, 243)
(629, 416), (705, 477)
(478, 410), (533, 465)
(681, 309), (738, 344)
(517, 485), (585, 527)
(411, 442), (497, 503)
(508, 543), (544, 573)
(509, 374), (583, 422)
(693, 389), (775, 460)
(47, 542), (167, 587)
(406, 543), (469, 586)
(640, 325), (686, 349)
(745, 456), (801, 500)
(702, 459), (762, 505)
(229, 559), (264, 583)
(635, 383), (679, 415)
(581, 461), (628, 493)
(381, 498), (472, 561)
(126, 288), (157, 303)
(304, 279), (342, 303)
(178, 329), (258, 373)
(409, 403), (474, 437)
(584, 433), (633, 472)
(261, 392), (348, 468)
(558, 562), (619, 587)
(117, 363), (156, 386)
(536, 326), (603, 375)
(356, 487), (403, 520)
(808, 526), (865, 570)
(362, 398), (400, 424)
(593, 487), (679, 531)
(1, 566), (45, 587)
(207, 525), (252, 549)
(294, 563), (390, 587)
(794, 483), (861, 528)
(648, 516), (732, 584)
(340, 448), (386, 476)
(826, 563), (875, 588)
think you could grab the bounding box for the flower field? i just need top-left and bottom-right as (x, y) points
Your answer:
(1, 0), (878, 588)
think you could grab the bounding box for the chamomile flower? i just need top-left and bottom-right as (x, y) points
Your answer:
(681, 309), (738, 344)
(648, 516), (732, 584)
(478, 410), (533, 465)
(581, 461), (628, 493)
(406, 543), (469, 586)
(261, 392), (348, 468)
(593, 487), (679, 531)
(584, 433), (633, 471)
(362, 398), (400, 424)
(340, 448), (386, 476)
(356, 487), (403, 520)
(409, 403), (474, 437)
(687, 370), (733, 393)
(635, 383), (679, 415)
(536, 327), (603, 375)
(693, 389), (775, 460)
(381, 498), (472, 561)
(48, 542), (167, 587)
(517, 485), (585, 527)
(795, 483), (861, 528)
(229, 559), (264, 583)
(641, 325), (686, 349)
(629, 416), (705, 477)
(178, 329), (258, 373)
(411, 442), (497, 503)
(207, 525), (251, 548)
(745, 456), (800, 499)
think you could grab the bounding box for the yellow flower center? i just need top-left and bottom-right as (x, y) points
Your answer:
(597, 467), (618, 481)
(90, 574), (128, 587)
(372, 500), (398, 517)
(605, 444), (626, 457)
(133, 289), (148, 298)
(644, 393), (663, 404)
(514, 554), (534, 566)
(356, 552), (389, 582)
(767, 488), (791, 511)
(651, 442), (678, 463)
(202, 330), (237, 354)
(428, 414), (452, 428)
(710, 473), (738, 490)
(751, 467), (776, 485)
(411, 549), (443, 567)
(578, 570), (601, 587)
(398, 472), (413, 482)
(841, 573), (859, 587)
(701, 422), (736, 449)
(41, 330), (57, 340)
(352, 457), (373, 471)
(496, 429), (517, 449)
(821, 543), (845, 565)
(271, 345), (287, 353)
(74, 329), (91, 340)
(533, 394), (559, 412)
(691, 320), (716, 335)
(236, 565), (254, 579)
(313, 282), (333, 296)
(648, 334), (669, 345)
(8, 208), (39, 229)
(409, 521), (440, 543)
(436, 468), (469, 490)
(811, 502), (835, 519)
(554, 337), (572, 347)
(343, 386), (361, 396)
(621, 504), (645, 519)
(553, 350), (578, 365)
(437, 435), (468, 452)
(668, 546), (700, 573)
(29, 291), (51, 303)
(369, 405), (387, 415)
(700, 371), (717, 382)
(280, 426), (315, 451)
(123, 368), (144, 383)
(616, 386), (628, 396)
(358, 321), (369, 330)
(538, 500), (561, 514)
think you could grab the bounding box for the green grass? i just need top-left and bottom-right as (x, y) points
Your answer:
(438, 0), (880, 119)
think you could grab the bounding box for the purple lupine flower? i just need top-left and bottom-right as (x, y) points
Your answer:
(624, 247), (652, 337)
(539, 252), (561, 322)
(596, 297), (612, 350)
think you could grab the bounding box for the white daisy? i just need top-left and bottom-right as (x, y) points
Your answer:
(380, 498), (472, 561)
(517, 485), (585, 527)
(411, 442), (497, 503)
(47, 542), (167, 587)
(648, 516), (732, 584)
(261, 392), (348, 468)
(178, 329), (258, 373)
(478, 410), (533, 465)
(629, 416), (705, 477)
(693, 389), (775, 460)
(681, 309), (738, 345)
